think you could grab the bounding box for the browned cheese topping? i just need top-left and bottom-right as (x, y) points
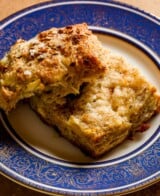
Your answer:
(0, 23), (106, 112)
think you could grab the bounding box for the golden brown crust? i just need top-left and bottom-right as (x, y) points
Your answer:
(0, 23), (106, 112)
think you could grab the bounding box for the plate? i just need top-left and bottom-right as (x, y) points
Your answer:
(0, 0), (160, 195)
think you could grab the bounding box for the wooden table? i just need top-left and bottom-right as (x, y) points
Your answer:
(0, 0), (160, 195)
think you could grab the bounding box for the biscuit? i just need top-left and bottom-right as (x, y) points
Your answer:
(31, 52), (160, 157)
(0, 23), (106, 112)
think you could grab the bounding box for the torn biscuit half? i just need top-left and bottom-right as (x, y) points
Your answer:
(0, 23), (106, 112)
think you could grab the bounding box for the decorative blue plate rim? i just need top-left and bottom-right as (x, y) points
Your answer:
(0, 0), (160, 195)
(0, 27), (160, 167)
(0, 0), (160, 26)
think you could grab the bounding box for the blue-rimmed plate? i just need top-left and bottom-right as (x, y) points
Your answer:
(0, 1), (160, 195)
